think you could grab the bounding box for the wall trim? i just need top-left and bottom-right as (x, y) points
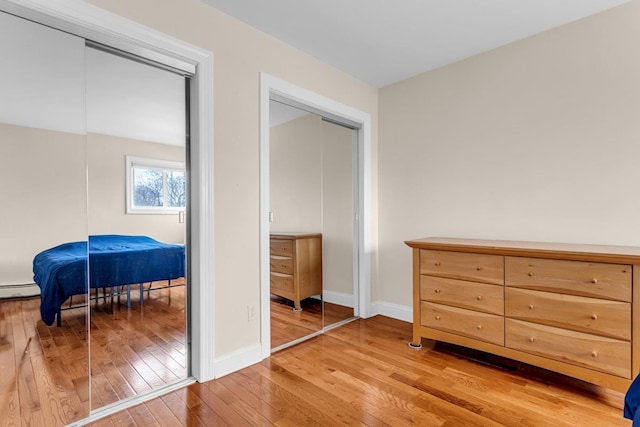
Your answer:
(371, 301), (413, 323)
(323, 290), (354, 308)
(213, 344), (263, 379)
(0, 283), (39, 299)
(0, 0), (215, 384)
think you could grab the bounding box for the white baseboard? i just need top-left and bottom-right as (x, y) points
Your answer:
(371, 301), (412, 323)
(213, 343), (263, 379)
(0, 283), (40, 299)
(323, 290), (354, 308)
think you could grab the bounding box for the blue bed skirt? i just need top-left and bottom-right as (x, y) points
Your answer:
(33, 235), (185, 326)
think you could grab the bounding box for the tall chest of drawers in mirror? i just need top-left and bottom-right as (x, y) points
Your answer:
(406, 237), (640, 392)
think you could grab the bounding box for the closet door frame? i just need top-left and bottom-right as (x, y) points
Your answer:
(0, 0), (215, 385)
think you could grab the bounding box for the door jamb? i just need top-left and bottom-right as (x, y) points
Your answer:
(259, 73), (372, 359)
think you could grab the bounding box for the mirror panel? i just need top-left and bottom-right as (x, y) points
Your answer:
(320, 118), (356, 328)
(85, 47), (188, 409)
(0, 11), (90, 424)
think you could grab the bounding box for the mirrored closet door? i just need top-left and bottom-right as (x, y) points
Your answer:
(0, 11), (189, 425)
(85, 46), (189, 411)
(0, 11), (90, 424)
(269, 100), (356, 350)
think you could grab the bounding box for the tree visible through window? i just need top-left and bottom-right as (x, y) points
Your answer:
(127, 156), (186, 213)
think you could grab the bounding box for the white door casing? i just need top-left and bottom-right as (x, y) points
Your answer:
(259, 73), (372, 358)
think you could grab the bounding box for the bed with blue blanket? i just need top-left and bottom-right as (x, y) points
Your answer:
(33, 235), (185, 326)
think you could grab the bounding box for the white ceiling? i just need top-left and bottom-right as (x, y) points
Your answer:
(270, 100), (308, 128)
(201, 0), (629, 87)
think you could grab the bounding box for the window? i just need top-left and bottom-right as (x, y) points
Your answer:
(126, 156), (186, 214)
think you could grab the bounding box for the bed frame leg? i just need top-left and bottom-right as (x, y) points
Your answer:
(56, 311), (62, 327)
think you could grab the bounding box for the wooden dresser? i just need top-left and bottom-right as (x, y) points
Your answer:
(405, 237), (640, 392)
(270, 233), (322, 311)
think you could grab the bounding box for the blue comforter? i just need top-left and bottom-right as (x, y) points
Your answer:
(33, 235), (185, 325)
(626, 374), (640, 425)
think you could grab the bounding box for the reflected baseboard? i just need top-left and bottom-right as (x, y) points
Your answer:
(322, 290), (353, 308)
(0, 283), (40, 299)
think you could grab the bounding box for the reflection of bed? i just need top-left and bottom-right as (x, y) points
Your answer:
(625, 375), (640, 424)
(33, 235), (185, 326)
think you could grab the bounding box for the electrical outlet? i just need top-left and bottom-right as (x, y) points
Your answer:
(247, 304), (257, 321)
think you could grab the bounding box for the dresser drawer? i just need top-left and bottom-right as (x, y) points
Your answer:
(270, 255), (294, 275)
(421, 302), (504, 346)
(270, 272), (294, 292)
(420, 275), (503, 315)
(270, 239), (294, 257)
(505, 319), (631, 378)
(420, 250), (503, 285)
(505, 287), (630, 340)
(505, 256), (631, 302)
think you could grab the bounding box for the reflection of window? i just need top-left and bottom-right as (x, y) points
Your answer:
(126, 156), (185, 214)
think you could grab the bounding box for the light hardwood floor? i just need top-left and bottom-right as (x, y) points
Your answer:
(0, 281), (187, 427)
(91, 315), (630, 426)
(270, 295), (354, 348)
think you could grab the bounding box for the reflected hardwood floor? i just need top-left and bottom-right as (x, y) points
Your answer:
(0, 281), (186, 427)
(270, 295), (354, 348)
(90, 280), (187, 410)
(92, 316), (628, 426)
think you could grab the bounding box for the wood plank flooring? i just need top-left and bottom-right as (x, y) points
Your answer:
(92, 315), (630, 426)
(0, 281), (187, 427)
(270, 295), (354, 349)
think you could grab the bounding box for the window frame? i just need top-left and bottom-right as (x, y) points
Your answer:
(125, 155), (186, 214)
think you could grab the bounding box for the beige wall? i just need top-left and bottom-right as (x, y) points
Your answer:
(378, 1), (640, 307)
(270, 114), (322, 233)
(0, 123), (87, 286)
(270, 114), (354, 296)
(87, 133), (185, 244)
(83, 0), (379, 356)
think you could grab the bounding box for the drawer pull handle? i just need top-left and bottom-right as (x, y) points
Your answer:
(591, 278), (598, 284)
(476, 325), (483, 330)
(590, 314), (598, 320)
(435, 261), (441, 267)
(528, 304), (534, 310)
(434, 289), (441, 293)
(591, 351), (598, 358)
(528, 272), (535, 277)
(476, 295), (483, 301)
(529, 337), (535, 343)
(435, 315), (441, 320)
(476, 266), (483, 271)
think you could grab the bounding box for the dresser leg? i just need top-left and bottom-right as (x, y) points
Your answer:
(408, 341), (422, 349)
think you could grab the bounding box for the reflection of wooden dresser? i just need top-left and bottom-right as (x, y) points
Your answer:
(405, 237), (640, 392)
(270, 233), (322, 310)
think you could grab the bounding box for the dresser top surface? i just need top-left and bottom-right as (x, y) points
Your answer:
(405, 237), (640, 263)
(270, 232), (322, 240)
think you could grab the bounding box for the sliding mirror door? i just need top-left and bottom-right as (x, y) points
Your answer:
(0, 11), (90, 424)
(85, 47), (189, 409)
(269, 100), (355, 350)
(320, 116), (356, 329)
